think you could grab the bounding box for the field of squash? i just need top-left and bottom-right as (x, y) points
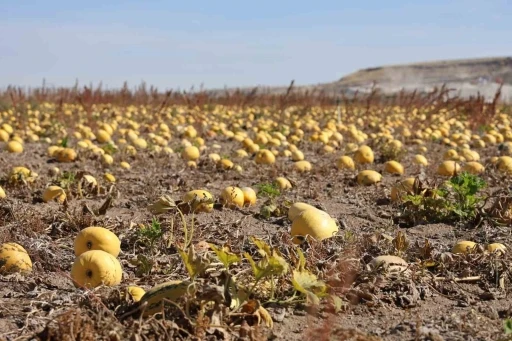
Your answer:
(0, 87), (511, 340)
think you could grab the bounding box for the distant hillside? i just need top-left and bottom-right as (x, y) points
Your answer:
(337, 56), (512, 87)
(216, 56), (512, 102)
(329, 56), (512, 102)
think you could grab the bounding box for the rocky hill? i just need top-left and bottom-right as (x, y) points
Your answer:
(220, 57), (512, 102)
(337, 56), (512, 87)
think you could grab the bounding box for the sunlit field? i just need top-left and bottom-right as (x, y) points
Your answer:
(0, 84), (511, 340)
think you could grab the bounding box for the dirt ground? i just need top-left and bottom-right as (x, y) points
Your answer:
(0, 138), (511, 341)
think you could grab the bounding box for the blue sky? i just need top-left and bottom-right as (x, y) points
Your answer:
(1, 0), (510, 90)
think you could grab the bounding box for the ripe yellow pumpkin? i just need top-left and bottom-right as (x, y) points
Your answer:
(322, 145), (335, 154)
(461, 161), (485, 175)
(120, 161), (131, 169)
(9, 166), (37, 183)
(209, 153), (221, 162)
(345, 143), (359, 154)
(336, 156), (355, 170)
(74, 226), (121, 257)
(104, 173), (116, 183)
(416, 146), (428, 153)
(460, 148), (480, 162)
(288, 202), (318, 221)
(42, 185), (66, 204)
(473, 139), (486, 148)
(133, 138), (148, 149)
(0, 129), (9, 142)
(0, 243), (32, 274)
(255, 149), (276, 165)
(242, 138), (254, 149)
(102, 154), (114, 165)
(384, 160), (404, 175)
(77, 140), (89, 149)
(220, 186), (245, 208)
(1, 123), (13, 134)
(482, 133), (497, 145)
(0, 186), (6, 199)
(182, 146), (200, 161)
(294, 160), (312, 172)
(437, 161), (460, 176)
(443, 149), (458, 160)
(70, 250), (123, 288)
(290, 208), (338, 244)
(274, 177), (292, 190)
(235, 149), (249, 158)
(125, 145), (137, 156)
(487, 243), (506, 254)
(55, 148), (77, 162)
(91, 146), (105, 156)
(241, 187), (257, 206)
(354, 145), (374, 164)
(125, 286), (146, 302)
(182, 190), (214, 213)
(413, 154), (428, 166)
(47, 145), (62, 157)
(356, 170), (382, 185)
(183, 126), (197, 139)
(282, 150), (292, 157)
(96, 129), (111, 143)
(496, 156), (512, 174)
(219, 159), (234, 170)
(6, 141), (23, 153)
(452, 241), (477, 254)
(291, 150), (304, 161)
(247, 143), (260, 153)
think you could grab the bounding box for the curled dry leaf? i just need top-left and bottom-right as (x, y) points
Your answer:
(241, 299), (274, 329)
(148, 195), (177, 215)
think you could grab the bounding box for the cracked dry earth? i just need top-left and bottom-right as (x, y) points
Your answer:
(0, 139), (511, 341)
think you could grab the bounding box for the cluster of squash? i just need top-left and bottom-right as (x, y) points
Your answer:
(3, 100), (512, 323)
(452, 240), (506, 254)
(70, 226), (123, 289)
(180, 186), (258, 213)
(1, 102), (512, 197)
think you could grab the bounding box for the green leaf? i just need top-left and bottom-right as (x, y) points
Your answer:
(245, 237), (289, 281)
(251, 236), (272, 257)
(244, 252), (269, 281)
(209, 243), (240, 269)
(267, 251), (289, 276)
(60, 136), (69, 148)
(178, 245), (209, 279)
(254, 182), (281, 198)
(505, 319), (512, 335)
(136, 217), (163, 244)
(291, 270), (327, 297)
